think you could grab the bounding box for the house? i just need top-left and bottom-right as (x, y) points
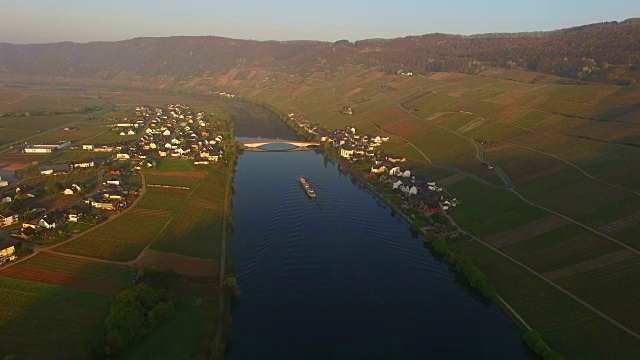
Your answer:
(67, 209), (83, 223)
(38, 211), (66, 229)
(0, 244), (16, 263)
(0, 214), (20, 228)
(0, 197), (11, 205)
(82, 144), (94, 150)
(70, 159), (95, 169)
(387, 154), (406, 163)
(39, 164), (70, 176)
(94, 145), (114, 152)
(389, 167), (402, 176)
(116, 153), (130, 160)
(340, 146), (355, 159)
(61, 184), (81, 195)
(106, 177), (121, 186)
(370, 165), (387, 174)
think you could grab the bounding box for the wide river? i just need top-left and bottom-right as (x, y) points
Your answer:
(224, 106), (532, 359)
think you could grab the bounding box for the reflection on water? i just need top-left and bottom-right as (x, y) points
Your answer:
(226, 150), (532, 360)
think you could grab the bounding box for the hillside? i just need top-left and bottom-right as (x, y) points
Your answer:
(1, 19), (639, 84)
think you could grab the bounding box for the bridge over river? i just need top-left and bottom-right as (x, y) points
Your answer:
(242, 140), (320, 152)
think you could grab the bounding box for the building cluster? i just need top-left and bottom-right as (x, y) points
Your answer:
(84, 176), (137, 211)
(104, 104), (225, 165)
(288, 113), (460, 215)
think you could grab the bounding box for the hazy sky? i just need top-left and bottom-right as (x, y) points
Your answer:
(1, 0), (639, 44)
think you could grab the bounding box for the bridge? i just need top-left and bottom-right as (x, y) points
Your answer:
(242, 140), (320, 152)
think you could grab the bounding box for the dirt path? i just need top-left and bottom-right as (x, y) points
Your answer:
(213, 163), (232, 355)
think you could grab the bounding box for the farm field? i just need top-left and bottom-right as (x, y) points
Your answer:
(0, 277), (110, 359)
(25, 121), (109, 144)
(0, 252), (131, 295)
(155, 158), (198, 172)
(0, 85), (107, 113)
(0, 113), (88, 145)
(56, 187), (189, 261)
(151, 168), (227, 259)
(555, 258), (640, 334)
(144, 169), (206, 188)
(446, 178), (547, 237)
(447, 237), (640, 359)
(499, 224), (626, 274)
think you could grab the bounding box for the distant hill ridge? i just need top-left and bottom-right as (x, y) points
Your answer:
(0, 19), (639, 85)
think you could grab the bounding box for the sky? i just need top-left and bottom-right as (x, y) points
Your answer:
(1, 0), (639, 44)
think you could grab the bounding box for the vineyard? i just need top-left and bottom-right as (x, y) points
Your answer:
(144, 170), (206, 188)
(55, 187), (187, 261)
(0, 277), (110, 359)
(484, 215), (570, 248)
(446, 178), (547, 237)
(556, 258), (640, 335)
(0, 252), (131, 295)
(447, 237), (640, 359)
(151, 169), (227, 259)
(500, 224), (624, 274)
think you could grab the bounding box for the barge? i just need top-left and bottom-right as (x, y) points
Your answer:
(298, 177), (316, 198)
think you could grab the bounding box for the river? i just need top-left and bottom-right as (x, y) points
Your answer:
(224, 107), (533, 359)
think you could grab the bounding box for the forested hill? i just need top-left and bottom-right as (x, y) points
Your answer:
(1, 19), (639, 85)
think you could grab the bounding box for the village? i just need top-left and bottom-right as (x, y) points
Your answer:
(286, 112), (460, 231)
(0, 103), (226, 264)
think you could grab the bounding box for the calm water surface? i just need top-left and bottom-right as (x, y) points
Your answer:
(226, 140), (533, 359)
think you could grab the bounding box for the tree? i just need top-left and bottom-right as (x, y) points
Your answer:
(223, 275), (241, 299)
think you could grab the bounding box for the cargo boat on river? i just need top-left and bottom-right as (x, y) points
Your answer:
(298, 177), (316, 198)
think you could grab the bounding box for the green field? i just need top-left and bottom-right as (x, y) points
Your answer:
(155, 158), (199, 172)
(0, 277), (110, 359)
